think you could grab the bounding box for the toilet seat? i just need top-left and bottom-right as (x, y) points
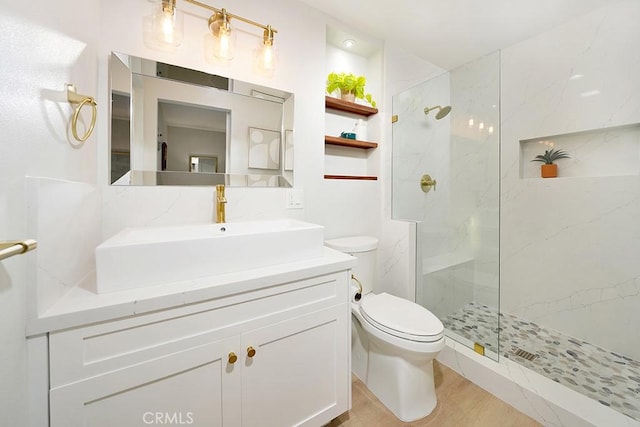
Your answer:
(360, 293), (444, 342)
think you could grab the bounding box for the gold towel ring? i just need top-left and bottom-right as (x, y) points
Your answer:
(67, 84), (97, 142)
(71, 97), (97, 142)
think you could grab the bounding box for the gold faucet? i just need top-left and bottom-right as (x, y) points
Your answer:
(215, 184), (227, 223)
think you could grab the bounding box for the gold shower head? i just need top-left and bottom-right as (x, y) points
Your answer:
(424, 105), (452, 120)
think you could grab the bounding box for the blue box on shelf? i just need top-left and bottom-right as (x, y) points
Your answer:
(340, 132), (356, 139)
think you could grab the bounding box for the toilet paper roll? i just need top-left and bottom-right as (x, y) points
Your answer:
(350, 283), (362, 303)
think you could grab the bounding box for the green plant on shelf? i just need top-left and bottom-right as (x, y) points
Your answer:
(326, 72), (376, 107)
(530, 148), (570, 164)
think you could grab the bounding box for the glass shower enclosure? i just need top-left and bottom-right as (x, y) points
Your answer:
(392, 51), (501, 359)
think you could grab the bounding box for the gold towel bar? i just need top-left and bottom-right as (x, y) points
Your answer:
(67, 84), (97, 142)
(0, 240), (38, 261)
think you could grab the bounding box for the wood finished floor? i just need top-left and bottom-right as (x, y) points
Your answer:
(329, 361), (542, 427)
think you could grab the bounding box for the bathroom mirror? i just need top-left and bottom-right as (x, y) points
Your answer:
(110, 52), (294, 187)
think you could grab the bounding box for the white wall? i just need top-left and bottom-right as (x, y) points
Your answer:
(500, 0), (640, 360)
(0, 1), (100, 425)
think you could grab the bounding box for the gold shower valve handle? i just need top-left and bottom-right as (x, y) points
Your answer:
(228, 352), (238, 364)
(420, 174), (437, 193)
(247, 346), (256, 358)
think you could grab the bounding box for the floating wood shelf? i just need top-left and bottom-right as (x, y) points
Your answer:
(325, 96), (378, 117)
(324, 135), (378, 149)
(324, 96), (378, 181)
(324, 175), (378, 181)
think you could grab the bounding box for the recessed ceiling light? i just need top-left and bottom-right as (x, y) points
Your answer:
(343, 39), (355, 49)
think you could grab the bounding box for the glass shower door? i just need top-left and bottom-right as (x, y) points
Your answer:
(392, 51), (501, 360)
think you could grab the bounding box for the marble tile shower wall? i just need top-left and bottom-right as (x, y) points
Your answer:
(402, 52), (501, 323)
(392, 49), (501, 268)
(500, 0), (640, 361)
(391, 71), (451, 239)
(449, 51), (500, 308)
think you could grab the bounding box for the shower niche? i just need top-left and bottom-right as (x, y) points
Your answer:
(519, 123), (640, 179)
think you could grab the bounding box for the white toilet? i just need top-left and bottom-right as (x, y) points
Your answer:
(325, 236), (445, 422)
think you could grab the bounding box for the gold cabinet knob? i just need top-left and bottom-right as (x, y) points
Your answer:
(228, 352), (238, 364)
(247, 346), (256, 358)
(420, 174), (437, 193)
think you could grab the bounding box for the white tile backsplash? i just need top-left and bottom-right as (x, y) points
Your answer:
(26, 177), (101, 318)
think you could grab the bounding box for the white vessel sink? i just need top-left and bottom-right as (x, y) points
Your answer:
(95, 219), (325, 293)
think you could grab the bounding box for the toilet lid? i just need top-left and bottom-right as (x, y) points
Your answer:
(360, 293), (444, 342)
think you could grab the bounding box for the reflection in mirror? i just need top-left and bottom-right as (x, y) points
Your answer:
(110, 56), (131, 184)
(109, 52), (294, 187)
(190, 155), (218, 173)
(158, 101), (227, 174)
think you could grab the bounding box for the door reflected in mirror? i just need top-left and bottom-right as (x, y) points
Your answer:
(109, 52), (294, 187)
(158, 100), (227, 174)
(190, 155), (218, 173)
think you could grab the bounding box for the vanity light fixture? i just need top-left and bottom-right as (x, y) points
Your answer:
(152, 0), (184, 47)
(208, 8), (236, 60)
(152, 0), (279, 72)
(254, 25), (278, 76)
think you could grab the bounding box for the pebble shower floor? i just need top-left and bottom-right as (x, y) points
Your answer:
(443, 302), (640, 422)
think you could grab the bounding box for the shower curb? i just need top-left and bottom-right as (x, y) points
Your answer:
(437, 338), (640, 427)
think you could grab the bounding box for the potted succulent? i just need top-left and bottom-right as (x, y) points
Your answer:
(326, 72), (376, 107)
(531, 148), (570, 178)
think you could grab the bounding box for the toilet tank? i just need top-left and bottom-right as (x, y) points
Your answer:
(325, 236), (378, 295)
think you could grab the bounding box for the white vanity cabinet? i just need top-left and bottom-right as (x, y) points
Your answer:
(48, 271), (350, 427)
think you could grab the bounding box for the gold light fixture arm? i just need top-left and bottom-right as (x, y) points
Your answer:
(162, 0), (177, 13)
(184, 0), (278, 33)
